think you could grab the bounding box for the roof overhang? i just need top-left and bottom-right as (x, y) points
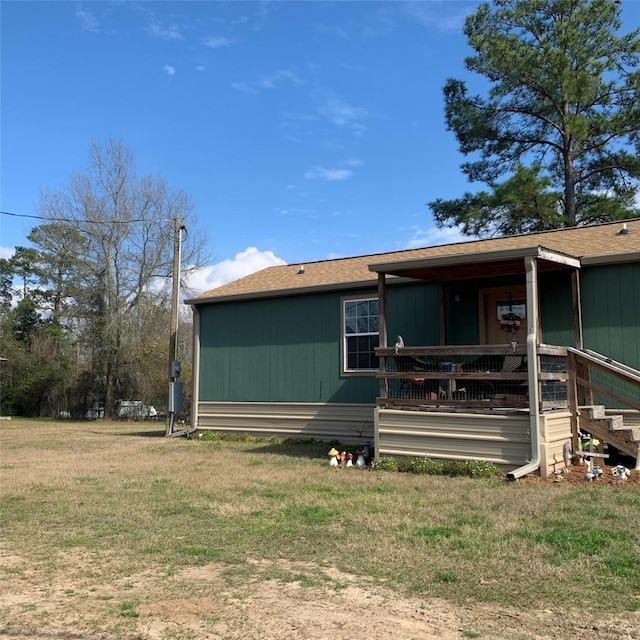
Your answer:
(581, 250), (640, 267)
(186, 278), (389, 305)
(368, 245), (581, 282)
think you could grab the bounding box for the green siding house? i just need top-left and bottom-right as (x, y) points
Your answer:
(187, 219), (640, 476)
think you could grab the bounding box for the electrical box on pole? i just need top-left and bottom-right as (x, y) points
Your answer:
(168, 382), (183, 413)
(170, 360), (181, 378)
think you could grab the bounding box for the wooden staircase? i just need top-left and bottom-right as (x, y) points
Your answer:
(578, 406), (640, 469)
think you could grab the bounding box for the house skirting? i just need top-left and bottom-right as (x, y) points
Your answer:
(196, 402), (375, 445)
(375, 408), (572, 477)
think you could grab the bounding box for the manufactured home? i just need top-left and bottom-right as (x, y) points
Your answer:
(187, 219), (640, 477)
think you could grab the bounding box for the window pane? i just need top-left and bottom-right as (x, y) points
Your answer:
(345, 317), (357, 334)
(344, 301), (356, 318)
(346, 335), (379, 370)
(356, 300), (369, 317)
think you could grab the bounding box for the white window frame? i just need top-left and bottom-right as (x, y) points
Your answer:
(341, 295), (379, 375)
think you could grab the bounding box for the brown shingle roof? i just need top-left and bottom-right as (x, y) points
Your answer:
(189, 219), (640, 303)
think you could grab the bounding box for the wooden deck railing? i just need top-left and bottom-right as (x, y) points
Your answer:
(568, 348), (640, 413)
(375, 344), (569, 411)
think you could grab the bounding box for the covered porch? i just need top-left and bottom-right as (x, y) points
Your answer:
(370, 245), (601, 478)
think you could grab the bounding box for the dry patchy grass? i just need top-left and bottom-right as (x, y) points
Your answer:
(1, 419), (639, 640)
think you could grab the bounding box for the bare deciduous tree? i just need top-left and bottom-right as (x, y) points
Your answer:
(35, 138), (210, 415)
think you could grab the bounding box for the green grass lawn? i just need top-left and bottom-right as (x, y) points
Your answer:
(1, 419), (639, 635)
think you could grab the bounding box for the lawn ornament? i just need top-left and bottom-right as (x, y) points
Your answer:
(345, 453), (353, 467)
(583, 460), (595, 482)
(612, 465), (630, 482)
(338, 451), (347, 467)
(328, 447), (339, 467)
(581, 435), (600, 452)
(562, 441), (573, 471)
(361, 441), (373, 465)
(592, 465), (604, 480)
(551, 454), (564, 481)
(355, 448), (366, 467)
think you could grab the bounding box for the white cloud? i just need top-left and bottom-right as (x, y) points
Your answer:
(76, 7), (100, 32)
(163, 64), (176, 76)
(147, 22), (183, 41)
(405, 224), (471, 249)
(185, 247), (287, 293)
(0, 246), (15, 260)
(203, 35), (234, 48)
(195, 65), (206, 72)
(304, 166), (353, 181)
(230, 82), (260, 95)
(258, 69), (303, 89)
(319, 97), (367, 127)
(232, 69), (303, 94)
(404, 2), (472, 33)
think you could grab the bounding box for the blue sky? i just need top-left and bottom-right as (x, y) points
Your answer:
(2, 1), (639, 293)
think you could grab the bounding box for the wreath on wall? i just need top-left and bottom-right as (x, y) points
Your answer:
(500, 312), (522, 331)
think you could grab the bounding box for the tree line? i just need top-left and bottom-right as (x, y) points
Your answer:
(0, 140), (208, 418)
(2, 0), (638, 418)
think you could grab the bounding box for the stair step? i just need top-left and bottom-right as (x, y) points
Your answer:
(579, 405), (605, 419)
(604, 415), (625, 430)
(578, 417), (640, 465)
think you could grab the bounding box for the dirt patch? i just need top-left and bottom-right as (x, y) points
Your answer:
(1, 555), (639, 640)
(517, 462), (640, 486)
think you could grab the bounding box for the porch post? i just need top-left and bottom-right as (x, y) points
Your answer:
(525, 255), (541, 468)
(569, 269), (584, 448)
(378, 272), (387, 347)
(507, 255), (542, 479)
(571, 270), (583, 350)
(378, 273), (388, 399)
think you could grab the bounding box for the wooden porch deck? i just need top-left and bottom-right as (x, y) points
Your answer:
(375, 344), (568, 413)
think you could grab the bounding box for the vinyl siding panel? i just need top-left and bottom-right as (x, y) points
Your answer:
(386, 282), (441, 346)
(376, 409), (572, 476)
(376, 409), (531, 467)
(581, 263), (640, 370)
(197, 282), (441, 405)
(197, 402), (375, 444)
(539, 411), (573, 474)
(199, 293), (348, 403)
(539, 271), (574, 346)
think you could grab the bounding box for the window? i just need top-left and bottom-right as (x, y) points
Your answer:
(342, 297), (379, 373)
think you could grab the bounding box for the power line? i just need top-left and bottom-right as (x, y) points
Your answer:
(0, 210), (154, 225)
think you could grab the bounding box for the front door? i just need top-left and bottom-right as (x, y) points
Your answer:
(480, 285), (526, 345)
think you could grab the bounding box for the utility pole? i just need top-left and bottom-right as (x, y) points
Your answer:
(166, 217), (184, 436)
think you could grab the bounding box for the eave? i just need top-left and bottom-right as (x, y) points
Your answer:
(369, 245), (581, 282)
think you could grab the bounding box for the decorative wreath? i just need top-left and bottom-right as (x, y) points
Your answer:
(500, 312), (522, 331)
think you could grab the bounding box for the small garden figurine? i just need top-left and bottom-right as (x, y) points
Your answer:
(328, 447), (339, 467)
(612, 464), (630, 482)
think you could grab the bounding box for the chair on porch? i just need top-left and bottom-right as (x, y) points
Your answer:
(458, 354), (527, 400)
(391, 355), (440, 400)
